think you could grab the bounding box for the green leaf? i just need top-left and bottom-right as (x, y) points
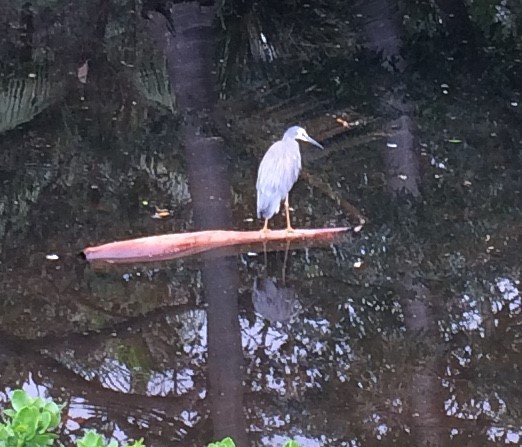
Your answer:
(12, 407), (39, 440)
(30, 433), (58, 447)
(0, 425), (14, 440)
(107, 440), (118, 447)
(43, 403), (61, 429)
(207, 437), (236, 447)
(77, 431), (105, 447)
(11, 391), (33, 412)
(32, 398), (46, 410)
(124, 438), (145, 447)
(283, 441), (300, 447)
(126, 439), (145, 447)
(37, 412), (51, 433)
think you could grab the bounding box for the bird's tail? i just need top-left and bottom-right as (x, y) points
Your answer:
(257, 192), (280, 219)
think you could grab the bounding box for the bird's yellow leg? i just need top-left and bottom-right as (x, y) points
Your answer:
(261, 218), (269, 233)
(285, 195), (294, 232)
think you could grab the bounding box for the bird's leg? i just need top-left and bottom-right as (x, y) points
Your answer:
(285, 195), (294, 232)
(261, 218), (269, 233)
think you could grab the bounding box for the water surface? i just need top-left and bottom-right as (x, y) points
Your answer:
(0, 2), (520, 447)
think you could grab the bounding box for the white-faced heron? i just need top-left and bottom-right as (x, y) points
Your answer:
(256, 126), (324, 232)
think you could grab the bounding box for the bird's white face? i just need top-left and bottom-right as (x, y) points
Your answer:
(292, 126), (324, 149)
(283, 125), (324, 149)
(295, 127), (310, 142)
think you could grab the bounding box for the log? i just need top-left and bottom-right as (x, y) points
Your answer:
(82, 227), (350, 264)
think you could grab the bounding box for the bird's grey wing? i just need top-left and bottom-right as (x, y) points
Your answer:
(272, 142), (301, 195)
(256, 142), (301, 218)
(256, 143), (283, 218)
(257, 142), (301, 193)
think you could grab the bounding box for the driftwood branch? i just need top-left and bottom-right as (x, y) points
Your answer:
(82, 227), (350, 264)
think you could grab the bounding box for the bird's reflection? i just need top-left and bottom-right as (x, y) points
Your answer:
(252, 277), (301, 323)
(253, 239), (301, 323)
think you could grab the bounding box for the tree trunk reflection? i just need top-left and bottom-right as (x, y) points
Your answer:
(146, 4), (248, 444)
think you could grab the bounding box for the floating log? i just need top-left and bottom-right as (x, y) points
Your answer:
(82, 227), (350, 264)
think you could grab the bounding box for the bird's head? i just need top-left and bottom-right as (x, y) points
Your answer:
(284, 126), (324, 149)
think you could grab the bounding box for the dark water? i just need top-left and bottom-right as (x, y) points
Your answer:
(0, 1), (521, 447)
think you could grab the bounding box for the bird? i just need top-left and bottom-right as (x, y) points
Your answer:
(256, 126), (324, 232)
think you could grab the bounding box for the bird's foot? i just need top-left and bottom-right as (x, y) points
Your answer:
(286, 226), (295, 233)
(260, 218), (270, 234)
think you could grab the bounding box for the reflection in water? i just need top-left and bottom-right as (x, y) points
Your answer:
(254, 240), (301, 324)
(0, 0), (521, 446)
(252, 277), (301, 324)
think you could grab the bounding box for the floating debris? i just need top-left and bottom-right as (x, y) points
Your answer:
(152, 207), (171, 219)
(77, 61), (88, 84)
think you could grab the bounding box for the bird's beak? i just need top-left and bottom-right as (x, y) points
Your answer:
(302, 133), (324, 149)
